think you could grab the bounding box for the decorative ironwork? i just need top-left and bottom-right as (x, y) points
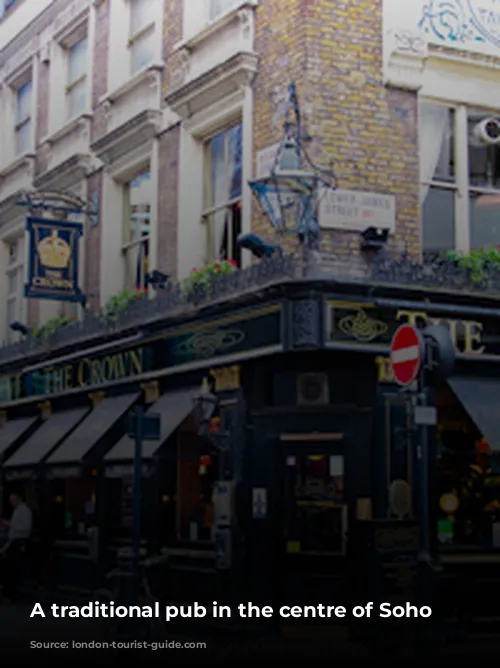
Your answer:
(291, 299), (321, 348)
(2, 251), (500, 369)
(249, 81), (338, 250)
(17, 190), (97, 217)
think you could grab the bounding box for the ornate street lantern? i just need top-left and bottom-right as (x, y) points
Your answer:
(248, 82), (337, 250)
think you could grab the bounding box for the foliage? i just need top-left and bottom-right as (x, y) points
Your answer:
(101, 288), (147, 323)
(32, 315), (76, 341)
(183, 260), (238, 297)
(445, 247), (500, 285)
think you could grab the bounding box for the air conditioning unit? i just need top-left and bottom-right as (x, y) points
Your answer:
(296, 372), (329, 406)
(472, 118), (500, 146)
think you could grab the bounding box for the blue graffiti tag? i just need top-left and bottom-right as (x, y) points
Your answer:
(418, 0), (485, 43)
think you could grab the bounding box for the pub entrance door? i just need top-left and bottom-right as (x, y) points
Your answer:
(276, 434), (349, 608)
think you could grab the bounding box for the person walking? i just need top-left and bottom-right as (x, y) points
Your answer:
(0, 490), (33, 603)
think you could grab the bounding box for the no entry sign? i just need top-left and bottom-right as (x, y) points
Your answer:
(390, 324), (424, 387)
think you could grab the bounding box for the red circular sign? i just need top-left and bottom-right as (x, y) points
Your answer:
(390, 324), (423, 386)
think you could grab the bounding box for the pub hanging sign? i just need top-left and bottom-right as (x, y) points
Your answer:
(24, 216), (83, 302)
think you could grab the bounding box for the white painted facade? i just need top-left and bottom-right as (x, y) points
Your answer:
(384, 0), (500, 255)
(0, 0), (262, 343)
(169, 0), (258, 277)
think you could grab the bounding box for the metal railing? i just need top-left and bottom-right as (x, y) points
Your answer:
(0, 250), (499, 367)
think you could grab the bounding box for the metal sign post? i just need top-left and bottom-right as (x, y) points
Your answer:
(127, 407), (161, 601)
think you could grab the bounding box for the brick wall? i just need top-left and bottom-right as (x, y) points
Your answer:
(90, 0), (110, 142)
(84, 171), (102, 310)
(157, 124), (180, 279)
(253, 0), (419, 271)
(34, 56), (50, 176)
(156, 0), (183, 279)
(162, 0), (183, 95)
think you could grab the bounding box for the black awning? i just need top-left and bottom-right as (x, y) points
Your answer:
(45, 392), (140, 466)
(0, 417), (37, 460)
(448, 376), (500, 451)
(3, 407), (89, 468)
(104, 387), (197, 463)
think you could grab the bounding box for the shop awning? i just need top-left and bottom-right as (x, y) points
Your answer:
(448, 376), (500, 451)
(3, 407), (89, 469)
(0, 417), (38, 461)
(104, 387), (197, 463)
(45, 392), (141, 466)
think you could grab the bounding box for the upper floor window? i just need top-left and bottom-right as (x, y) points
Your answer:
(0, 0), (18, 19)
(420, 101), (500, 257)
(14, 80), (32, 155)
(129, 0), (155, 74)
(123, 169), (151, 292)
(5, 236), (25, 344)
(202, 123), (242, 266)
(209, 0), (239, 20)
(66, 37), (88, 119)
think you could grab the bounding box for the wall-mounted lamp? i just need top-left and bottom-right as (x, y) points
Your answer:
(360, 226), (389, 251)
(192, 378), (230, 452)
(10, 321), (30, 336)
(146, 270), (169, 290)
(237, 233), (282, 259)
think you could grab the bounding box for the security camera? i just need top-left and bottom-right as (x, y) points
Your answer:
(472, 118), (500, 146)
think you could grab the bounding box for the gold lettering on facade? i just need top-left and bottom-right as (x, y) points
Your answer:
(463, 321), (485, 354)
(210, 365), (241, 391)
(396, 310), (485, 355)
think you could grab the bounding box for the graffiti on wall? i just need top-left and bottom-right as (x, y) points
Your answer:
(418, 1), (500, 48)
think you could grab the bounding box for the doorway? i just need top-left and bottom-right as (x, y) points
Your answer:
(277, 434), (349, 607)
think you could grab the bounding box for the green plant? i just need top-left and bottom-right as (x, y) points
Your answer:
(445, 247), (500, 285)
(101, 288), (146, 323)
(32, 315), (76, 341)
(183, 260), (238, 298)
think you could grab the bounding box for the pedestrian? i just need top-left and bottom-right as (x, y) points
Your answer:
(0, 490), (33, 604)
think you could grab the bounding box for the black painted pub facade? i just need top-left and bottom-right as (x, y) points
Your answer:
(0, 273), (499, 636)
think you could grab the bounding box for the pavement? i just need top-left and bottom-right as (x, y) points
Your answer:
(2, 600), (500, 665)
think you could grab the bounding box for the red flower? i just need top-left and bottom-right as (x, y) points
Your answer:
(228, 259), (238, 267)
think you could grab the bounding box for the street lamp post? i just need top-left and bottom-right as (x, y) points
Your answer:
(248, 82), (337, 253)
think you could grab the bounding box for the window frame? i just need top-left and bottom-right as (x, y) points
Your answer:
(14, 80), (33, 156)
(5, 237), (25, 343)
(127, 0), (156, 75)
(121, 169), (152, 292)
(420, 99), (500, 255)
(65, 35), (89, 120)
(209, 0), (239, 20)
(202, 122), (243, 265)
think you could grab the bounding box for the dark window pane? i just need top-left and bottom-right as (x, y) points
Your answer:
(420, 103), (455, 182)
(470, 193), (500, 249)
(467, 111), (500, 188)
(422, 186), (455, 254)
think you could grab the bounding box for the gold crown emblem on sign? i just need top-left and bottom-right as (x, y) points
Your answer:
(37, 230), (71, 269)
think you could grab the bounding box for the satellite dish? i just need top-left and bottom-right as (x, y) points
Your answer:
(388, 480), (412, 519)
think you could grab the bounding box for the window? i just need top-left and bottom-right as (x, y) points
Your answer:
(420, 101), (500, 257)
(66, 37), (88, 119)
(209, 0), (239, 20)
(122, 170), (151, 292)
(14, 81), (32, 155)
(5, 237), (24, 344)
(0, 0), (18, 19)
(129, 0), (155, 74)
(202, 123), (242, 265)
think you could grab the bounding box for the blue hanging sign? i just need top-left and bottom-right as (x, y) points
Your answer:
(24, 216), (83, 302)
